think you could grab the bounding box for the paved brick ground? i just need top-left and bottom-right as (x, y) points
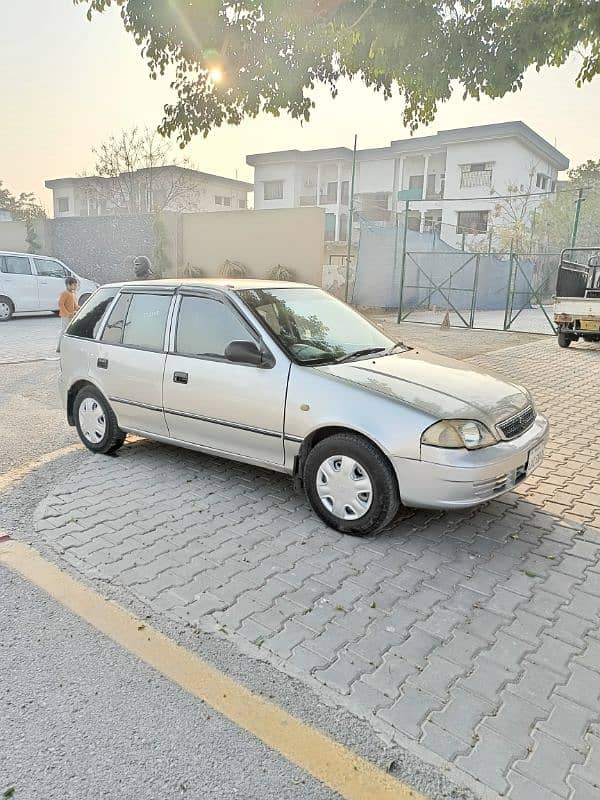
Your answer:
(0, 315), (61, 363)
(34, 332), (600, 799)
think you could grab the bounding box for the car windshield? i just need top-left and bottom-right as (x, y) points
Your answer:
(237, 287), (396, 365)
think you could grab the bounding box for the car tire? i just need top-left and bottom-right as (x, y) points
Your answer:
(558, 331), (571, 348)
(303, 433), (400, 535)
(74, 385), (126, 455)
(0, 296), (14, 322)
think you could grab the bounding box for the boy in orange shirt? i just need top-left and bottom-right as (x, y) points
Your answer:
(57, 276), (80, 351)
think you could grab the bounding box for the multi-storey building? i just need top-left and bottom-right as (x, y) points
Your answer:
(247, 122), (569, 249)
(45, 166), (252, 218)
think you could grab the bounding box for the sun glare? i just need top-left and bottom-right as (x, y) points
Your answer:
(208, 66), (223, 83)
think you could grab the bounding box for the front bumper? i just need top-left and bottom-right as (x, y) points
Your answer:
(393, 414), (549, 509)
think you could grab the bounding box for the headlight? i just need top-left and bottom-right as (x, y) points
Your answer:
(421, 419), (497, 450)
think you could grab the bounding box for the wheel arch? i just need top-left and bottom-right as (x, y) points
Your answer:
(293, 424), (398, 490)
(66, 378), (104, 425)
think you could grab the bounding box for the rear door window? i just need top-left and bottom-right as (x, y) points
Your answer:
(67, 287), (119, 339)
(122, 293), (172, 351)
(1, 255), (32, 275)
(101, 293), (132, 344)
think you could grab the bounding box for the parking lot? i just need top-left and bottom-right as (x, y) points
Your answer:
(8, 314), (595, 800)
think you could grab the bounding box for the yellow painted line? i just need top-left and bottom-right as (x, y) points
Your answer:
(0, 540), (425, 800)
(0, 443), (82, 494)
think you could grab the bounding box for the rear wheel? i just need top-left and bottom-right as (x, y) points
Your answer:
(74, 385), (126, 454)
(0, 296), (14, 322)
(303, 433), (400, 535)
(558, 330), (572, 348)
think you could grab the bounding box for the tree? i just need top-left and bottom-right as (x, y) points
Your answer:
(0, 181), (45, 222)
(82, 127), (203, 214)
(75, 0), (600, 145)
(535, 160), (600, 252)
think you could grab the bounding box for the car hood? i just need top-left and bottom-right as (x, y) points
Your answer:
(317, 348), (530, 426)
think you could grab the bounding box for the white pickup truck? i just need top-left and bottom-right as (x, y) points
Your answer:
(554, 248), (600, 348)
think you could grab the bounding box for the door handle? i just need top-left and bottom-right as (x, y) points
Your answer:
(173, 371), (188, 384)
(97, 358), (108, 369)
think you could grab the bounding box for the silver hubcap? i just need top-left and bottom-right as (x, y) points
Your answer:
(0, 302), (11, 320)
(78, 397), (106, 444)
(316, 455), (373, 520)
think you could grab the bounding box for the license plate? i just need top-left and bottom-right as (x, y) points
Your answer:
(580, 320), (600, 331)
(528, 442), (545, 473)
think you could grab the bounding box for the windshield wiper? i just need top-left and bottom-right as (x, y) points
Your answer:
(385, 341), (412, 355)
(334, 347), (387, 363)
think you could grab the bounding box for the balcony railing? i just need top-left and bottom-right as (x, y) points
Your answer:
(299, 194), (317, 206)
(460, 170), (493, 189)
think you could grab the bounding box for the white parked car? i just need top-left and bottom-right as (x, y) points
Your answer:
(59, 279), (549, 535)
(0, 251), (97, 321)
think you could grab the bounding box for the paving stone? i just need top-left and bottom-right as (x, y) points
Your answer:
(557, 664), (600, 711)
(538, 696), (598, 754)
(378, 686), (443, 740)
(456, 726), (517, 795)
(406, 655), (465, 699)
(483, 690), (545, 747)
(569, 733), (600, 794)
(430, 686), (496, 743)
(507, 770), (564, 800)
(511, 730), (585, 799)
(566, 774), (600, 800)
(314, 652), (371, 695)
(419, 721), (470, 761)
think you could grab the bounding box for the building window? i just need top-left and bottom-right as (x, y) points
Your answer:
(408, 174), (424, 194)
(456, 210), (489, 234)
(215, 195), (223, 205)
(341, 181), (349, 205)
(324, 213), (336, 242)
(57, 197), (69, 213)
(320, 182), (338, 204)
(423, 210), (442, 234)
(238, 197), (247, 209)
(536, 173), (550, 190)
(223, 196), (231, 207)
(263, 180), (284, 201)
(460, 163), (493, 188)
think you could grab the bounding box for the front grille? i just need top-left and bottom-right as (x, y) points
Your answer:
(497, 405), (535, 440)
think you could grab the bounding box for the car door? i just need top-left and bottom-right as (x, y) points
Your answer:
(94, 289), (173, 436)
(0, 254), (39, 311)
(33, 257), (70, 310)
(163, 291), (289, 467)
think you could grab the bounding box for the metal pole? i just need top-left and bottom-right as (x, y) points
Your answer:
(503, 240), (514, 330)
(396, 199), (409, 323)
(469, 254), (481, 328)
(344, 133), (358, 302)
(461, 232), (466, 252)
(529, 208), (536, 255)
(570, 187), (585, 249)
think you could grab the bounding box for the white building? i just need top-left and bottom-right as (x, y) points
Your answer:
(247, 122), (569, 249)
(45, 166), (252, 219)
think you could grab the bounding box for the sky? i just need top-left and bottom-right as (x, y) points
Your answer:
(2, 0), (599, 213)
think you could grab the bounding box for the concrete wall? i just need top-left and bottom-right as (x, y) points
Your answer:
(45, 214), (176, 284)
(180, 207), (326, 285)
(0, 219), (47, 253)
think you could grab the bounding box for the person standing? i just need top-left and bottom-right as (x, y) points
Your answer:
(133, 256), (153, 280)
(56, 276), (80, 351)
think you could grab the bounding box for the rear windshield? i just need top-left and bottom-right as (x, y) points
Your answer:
(67, 287), (118, 339)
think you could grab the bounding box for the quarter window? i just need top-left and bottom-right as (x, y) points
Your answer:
(34, 259), (68, 278)
(263, 180), (284, 201)
(176, 296), (252, 359)
(67, 287), (119, 339)
(122, 293), (172, 351)
(0, 255), (32, 275)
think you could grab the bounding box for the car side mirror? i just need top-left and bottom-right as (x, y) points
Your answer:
(224, 340), (274, 368)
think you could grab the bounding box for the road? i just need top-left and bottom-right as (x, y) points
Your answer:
(0, 315), (474, 800)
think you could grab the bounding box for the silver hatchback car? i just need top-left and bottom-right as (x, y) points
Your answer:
(59, 279), (549, 535)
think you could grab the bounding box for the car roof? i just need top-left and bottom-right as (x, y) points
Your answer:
(0, 251), (56, 259)
(104, 278), (317, 291)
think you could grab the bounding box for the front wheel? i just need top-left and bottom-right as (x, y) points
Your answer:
(303, 433), (400, 535)
(74, 385), (126, 454)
